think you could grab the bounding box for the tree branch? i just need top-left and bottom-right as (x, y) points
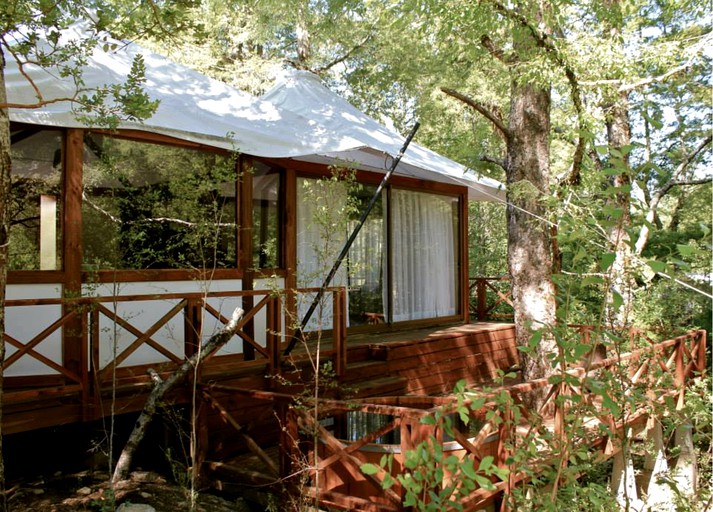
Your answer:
(313, 33), (373, 74)
(487, 0), (585, 184)
(634, 134), (711, 256)
(440, 87), (511, 141)
(480, 34), (516, 64)
(479, 154), (507, 170)
(112, 307), (245, 483)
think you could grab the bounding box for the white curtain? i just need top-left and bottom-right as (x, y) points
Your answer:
(390, 190), (457, 322)
(296, 178), (349, 331)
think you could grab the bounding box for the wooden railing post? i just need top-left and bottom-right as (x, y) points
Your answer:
(90, 305), (101, 420)
(267, 295), (281, 380)
(333, 288), (347, 380)
(695, 329), (707, 374)
(80, 304), (90, 422)
(498, 397), (514, 512)
(477, 278), (487, 322)
(675, 337), (685, 410)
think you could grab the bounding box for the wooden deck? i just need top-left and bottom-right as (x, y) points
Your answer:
(1, 318), (516, 436)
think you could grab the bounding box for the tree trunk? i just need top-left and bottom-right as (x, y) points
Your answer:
(112, 307), (244, 484)
(506, 80), (558, 407)
(604, 73), (634, 325)
(0, 47), (12, 512)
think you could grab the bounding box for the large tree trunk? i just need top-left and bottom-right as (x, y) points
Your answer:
(603, 0), (634, 327)
(506, 81), (558, 406)
(0, 47), (11, 512)
(605, 92), (634, 326)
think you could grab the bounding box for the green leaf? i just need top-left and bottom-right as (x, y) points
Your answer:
(676, 244), (695, 256)
(600, 253), (616, 271)
(601, 393), (621, 416)
(421, 415), (436, 425)
(479, 455), (494, 472)
(361, 463), (380, 475)
(647, 259), (666, 273)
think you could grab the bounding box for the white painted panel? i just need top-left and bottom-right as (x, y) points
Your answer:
(84, 280), (243, 368)
(5, 284), (63, 377)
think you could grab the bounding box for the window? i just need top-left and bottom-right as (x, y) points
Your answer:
(390, 190), (458, 321)
(251, 162), (281, 269)
(82, 135), (237, 270)
(296, 176), (460, 327)
(347, 185), (385, 326)
(8, 129), (63, 270)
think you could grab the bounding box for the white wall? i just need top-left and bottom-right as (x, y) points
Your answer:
(5, 284), (63, 377)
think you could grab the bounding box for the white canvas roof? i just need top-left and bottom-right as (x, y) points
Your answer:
(261, 70), (505, 201)
(6, 23), (504, 200)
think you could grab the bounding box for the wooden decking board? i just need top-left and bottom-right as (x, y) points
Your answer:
(2, 322), (517, 437)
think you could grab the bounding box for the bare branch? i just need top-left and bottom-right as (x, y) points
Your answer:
(479, 154), (507, 170)
(660, 176), (712, 196)
(480, 35), (516, 64)
(634, 134), (711, 255)
(440, 87), (511, 141)
(313, 33), (374, 74)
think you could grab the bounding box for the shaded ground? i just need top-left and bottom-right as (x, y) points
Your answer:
(7, 470), (256, 512)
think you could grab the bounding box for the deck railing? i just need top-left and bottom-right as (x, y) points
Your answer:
(3, 286), (348, 423)
(469, 276), (513, 322)
(265, 328), (707, 511)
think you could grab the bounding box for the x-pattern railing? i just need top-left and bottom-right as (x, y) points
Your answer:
(275, 328), (706, 512)
(3, 287), (347, 418)
(469, 276), (513, 321)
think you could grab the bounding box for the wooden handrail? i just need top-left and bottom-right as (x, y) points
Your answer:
(4, 286), (349, 416)
(469, 276), (514, 321)
(269, 328), (707, 511)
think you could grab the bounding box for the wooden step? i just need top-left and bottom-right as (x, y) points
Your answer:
(341, 360), (391, 383)
(350, 376), (408, 398)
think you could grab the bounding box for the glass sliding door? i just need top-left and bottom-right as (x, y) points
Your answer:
(390, 189), (458, 322)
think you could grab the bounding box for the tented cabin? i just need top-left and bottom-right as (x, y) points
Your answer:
(3, 25), (509, 440)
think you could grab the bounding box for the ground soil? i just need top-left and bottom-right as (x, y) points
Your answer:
(6, 470), (257, 512)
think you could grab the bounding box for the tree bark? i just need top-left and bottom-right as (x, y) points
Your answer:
(0, 46), (12, 512)
(111, 307), (244, 484)
(506, 80), (558, 407)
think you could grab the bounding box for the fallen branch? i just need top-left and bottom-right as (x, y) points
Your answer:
(111, 307), (244, 483)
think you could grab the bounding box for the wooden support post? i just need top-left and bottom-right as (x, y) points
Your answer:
(498, 400), (513, 512)
(267, 295), (281, 382)
(644, 417), (671, 510)
(672, 423), (698, 497)
(675, 338), (685, 410)
(695, 330), (707, 374)
(611, 430), (640, 510)
(63, 129), (84, 381)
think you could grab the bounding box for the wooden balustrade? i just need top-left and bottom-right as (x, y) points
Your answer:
(469, 276), (513, 321)
(262, 328), (707, 511)
(2, 286), (348, 424)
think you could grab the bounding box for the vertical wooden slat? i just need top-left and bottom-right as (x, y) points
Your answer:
(284, 169), (297, 338)
(267, 295), (281, 380)
(333, 288), (346, 380)
(459, 191), (469, 323)
(184, 298), (201, 358)
(477, 279), (487, 321)
(675, 338), (685, 410)
(81, 307), (90, 421)
(696, 330), (707, 374)
(63, 128), (84, 380)
(239, 156), (255, 360)
(90, 307), (100, 418)
(193, 400), (210, 487)
(497, 401), (513, 512)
